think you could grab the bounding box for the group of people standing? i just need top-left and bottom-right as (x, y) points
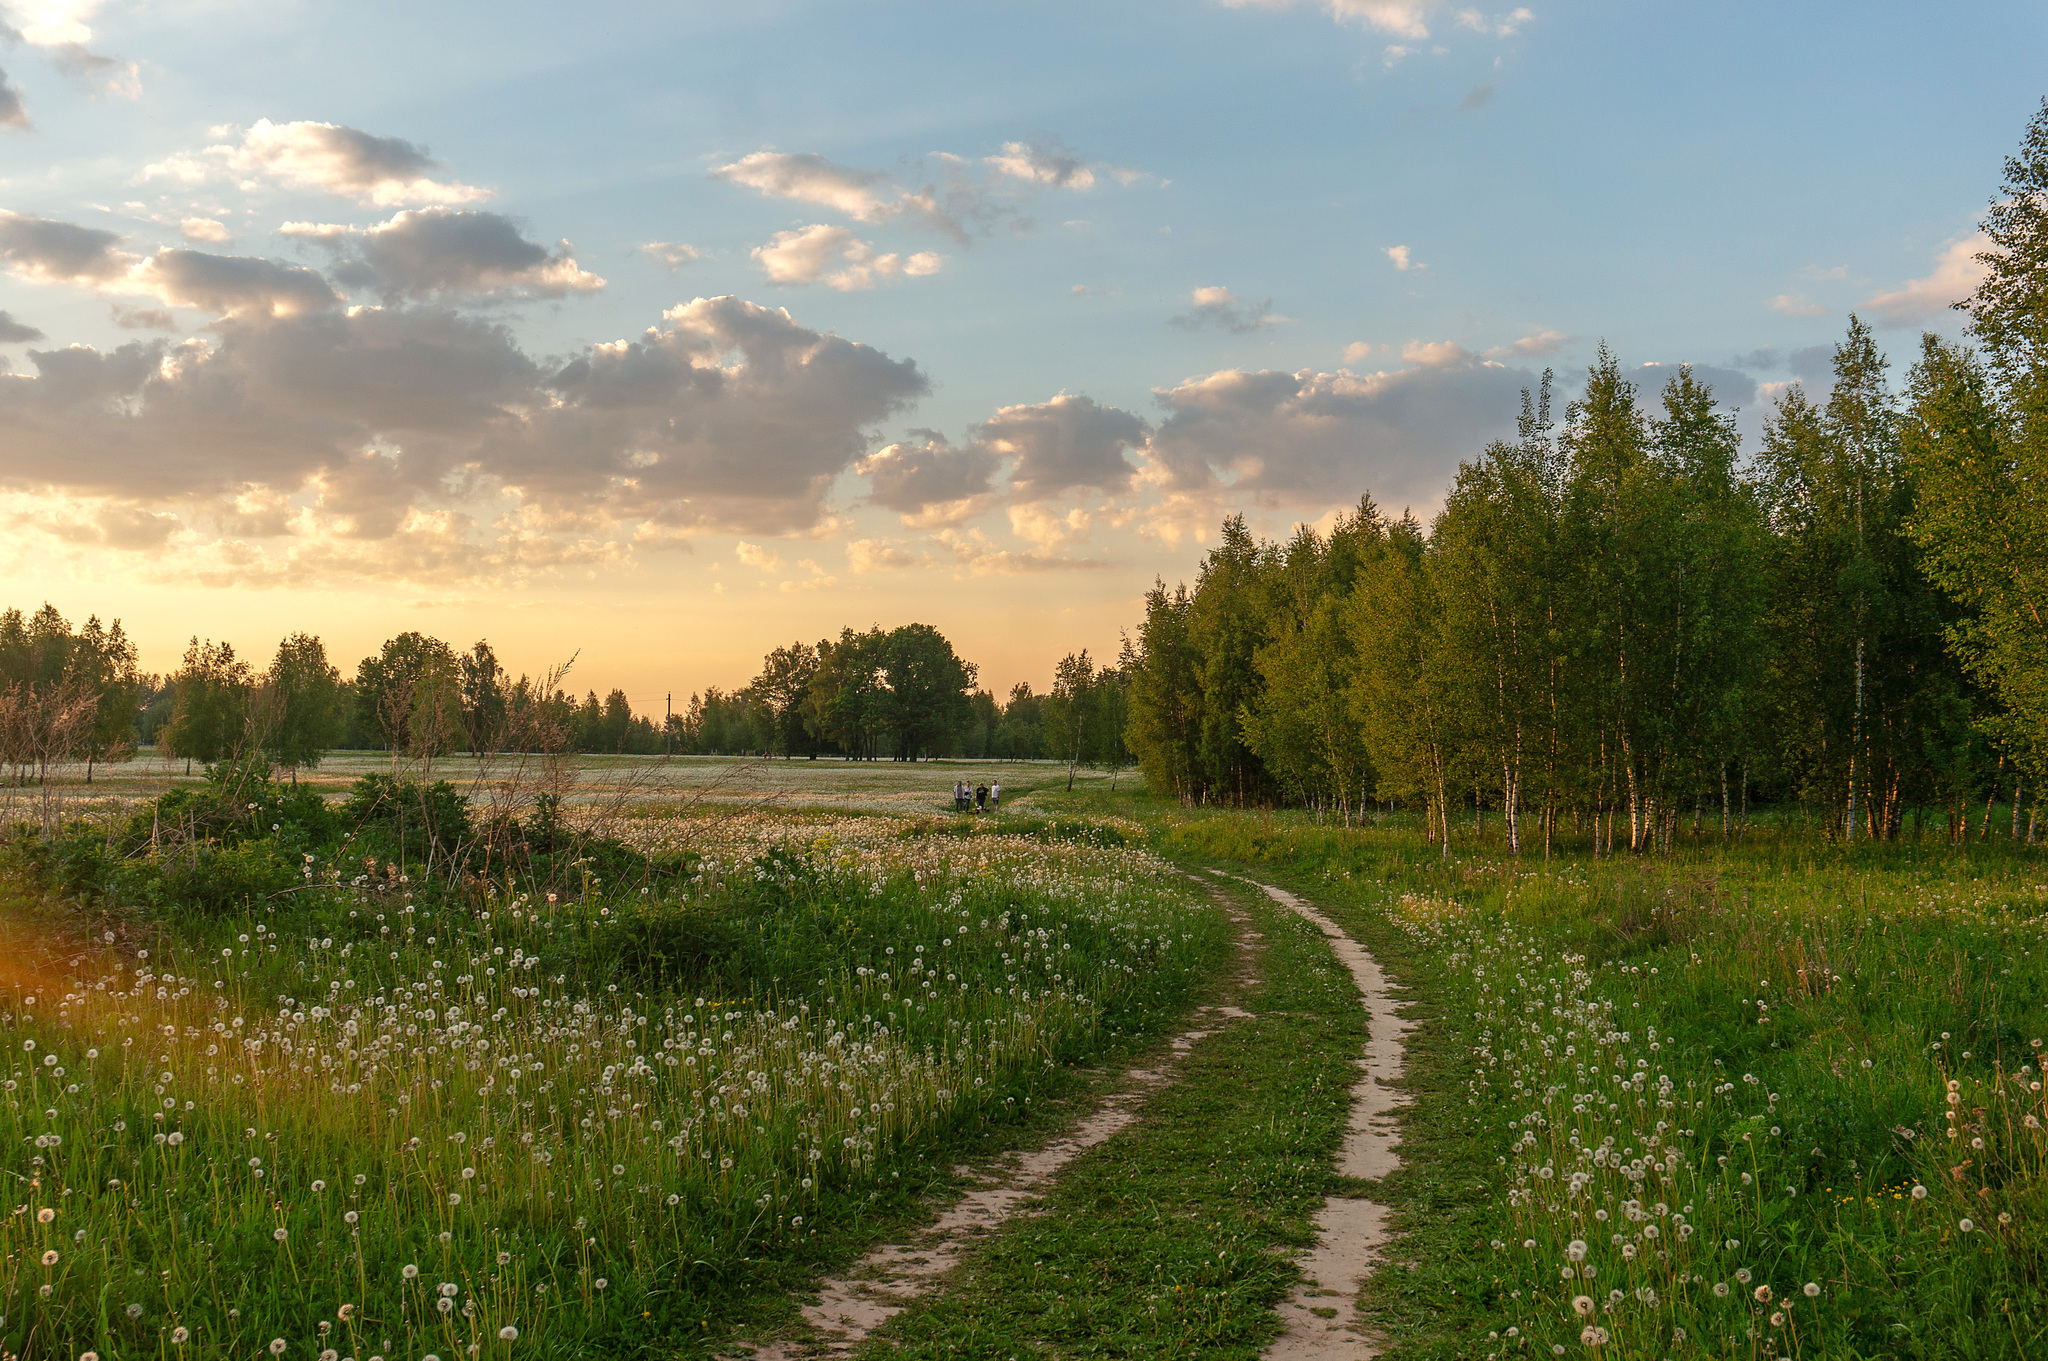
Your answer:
(952, 778), (1001, 813)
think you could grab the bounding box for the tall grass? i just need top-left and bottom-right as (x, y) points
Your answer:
(0, 818), (1221, 1360)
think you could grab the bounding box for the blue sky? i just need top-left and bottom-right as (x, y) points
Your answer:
(0, 0), (2035, 703)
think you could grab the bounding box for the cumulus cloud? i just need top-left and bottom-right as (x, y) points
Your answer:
(1400, 339), (1473, 366)
(1169, 285), (1279, 335)
(1385, 244), (1420, 271)
(1144, 356), (1529, 510)
(734, 540), (781, 571)
(0, 293), (930, 581)
(149, 119), (490, 207)
(977, 393), (1147, 502)
(933, 527), (1111, 574)
(179, 217), (230, 243)
(857, 431), (1000, 521)
(711, 151), (897, 221)
(0, 210), (132, 283)
(108, 303), (176, 330)
(48, 41), (137, 98)
(641, 241), (704, 272)
(750, 223), (941, 291)
(845, 536), (932, 572)
(1865, 233), (1991, 327)
(328, 209), (605, 300)
(0, 309), (44, 343)
(133, 249), (338, 317)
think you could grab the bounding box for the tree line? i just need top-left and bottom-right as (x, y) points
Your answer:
(1120, 103), (2048, 851)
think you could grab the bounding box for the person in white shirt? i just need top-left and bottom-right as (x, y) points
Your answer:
(989, 780), (1002, 811)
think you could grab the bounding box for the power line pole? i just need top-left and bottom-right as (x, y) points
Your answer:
(665, 692), (672, 756)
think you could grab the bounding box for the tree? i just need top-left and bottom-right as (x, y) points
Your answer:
(1044, 650), (1095, 790)
(161, 638), (251, 773)
(71, 616), (141, 784)
(1124, 580), (1205, 804)
(883, 623), (976, 760)
(258, 633), (344, 780)
(355, 633), (462, 769)
(751, 641), (820, 757)
(460, 642), (509, 752)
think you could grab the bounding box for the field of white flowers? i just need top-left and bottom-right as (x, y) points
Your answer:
(0, 812), (1220, 1361)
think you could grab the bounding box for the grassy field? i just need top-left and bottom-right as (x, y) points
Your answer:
(4, 757), (2046, 1359)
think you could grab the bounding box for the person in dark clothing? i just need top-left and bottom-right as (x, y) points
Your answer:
(975, 782), (989, 811)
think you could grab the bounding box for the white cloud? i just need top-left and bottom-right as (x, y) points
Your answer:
(933, 527), (1111, 575)
(1454, 6), (1532, 35)
(845, 537), (932, 571)
(1485, 328), (1572, 358)
(179, 217), (231, 243)
(1768, 293), (1826, 316)
(1342, 341), (1378, 365)
(985, 139), (1096, 189)
(734, 541), (781, 571)
(1400, 339), (1473, 366)
(149, 120), (490, 207)
(976, 393), (1148, 502)
(1385, 244), (1421, 271)
(1169, 285), (1280, 334)
(11, 0), (107, 47)
(641, 241), (704, 272)
(711, 151), (897, 221)
(1864, 233), (1990, 327)
(857, 432), (999, 525)
(750, 224), (941, 291)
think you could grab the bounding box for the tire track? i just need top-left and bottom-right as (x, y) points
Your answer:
(1216, 873), (1413, 1360)
(733, 875), (1259, 1360)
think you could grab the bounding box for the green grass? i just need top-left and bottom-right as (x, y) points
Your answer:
(860, 877), (1366, 1359)
(1153, 812), (2048, 1360)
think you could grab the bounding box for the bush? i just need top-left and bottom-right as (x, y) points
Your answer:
(341, 774), (472, 860)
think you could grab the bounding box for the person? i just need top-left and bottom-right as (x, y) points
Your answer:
(975, 781), (989, 812)
(953, 780), (969, 812)
(989, 779), (1002, 812)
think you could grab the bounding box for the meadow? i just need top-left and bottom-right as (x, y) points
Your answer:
(3, 753), (2046, 1359)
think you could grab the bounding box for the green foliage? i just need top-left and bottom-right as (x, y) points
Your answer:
(340, 771), (474, 858)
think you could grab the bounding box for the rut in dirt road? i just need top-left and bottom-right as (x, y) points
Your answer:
(733, 876), (1259, 1361)
(1220, 873), (1415, 1361)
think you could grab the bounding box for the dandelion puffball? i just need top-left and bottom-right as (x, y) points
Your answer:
(499, 1327), (519, 1341)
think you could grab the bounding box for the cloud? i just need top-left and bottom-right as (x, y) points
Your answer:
(1219, 0), (1531, 41)
(12, 0), (108, 47)
(134, 249), (338, 317)
(713, 141), (1117, 245)
(985, 138), (1095, 189)
(1768, 293), (1825, 316)
(977, 393), (1147, 502)
(750, 223), (941, 291)
(857, 430), (999, 523)
(0, 67), (27, 129)
(1385, 244), (1420, 271)
(1169, 285), (1279, 334)
(1400, 339), (1472, 366)
(933, 527), (1111, 575)
(845, 537), (932, 572)
(1459, 82), (1495, 109)
(711, 151), (896, 221)
(150, 119), (489, 207)
(109, 303), (176, 330)
(0, 294), (930, 581)
(1864, 232), (1990, 327)
(0, 210), (132, 283)
(1485, 329), (1572, 358)
(1144, 356), (1529, 510)
(641, 241), (704, 272)
(48, 42), (137, 98)
(1342, 341), (1377, 365)
(734, 540), (781, 571)
(179, 217), (231, 243)
(1626, 361), (1757, 410)
(0, 309), (44, 343)
(332, 208), (605, 300)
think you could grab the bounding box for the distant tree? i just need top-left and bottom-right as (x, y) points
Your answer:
(355, 633), (462, 769)
(1124, 580), (1205, 805)
(752, 641), (820, 757)
(1044, 649), (1095, 790)
(72, 615), (141, 784)
(460, 642), (509, 752)
(161, 638), (252, 774)
(257, 633), (343, 781)
(883, 624), (977, 760)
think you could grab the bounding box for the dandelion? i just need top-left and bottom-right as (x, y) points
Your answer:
(594, 1278), (608, 1290)
(338, 1305), (354, 1321)
(402, 1264), (419, 1279)
(498, 1326), (519, 1342)
(1771, 1312), (1786, 1327)
(439, 1283), (459, 1298)
(1911, 1185), (1927, 1200)
(1572, 1296), (1594, 1318)
(1960, 1218), (1975, 1232)
(1580, 1325), (1609, 1347)
(269, 1342), (288, 1356)
(274, 1227), (289, 1242)
(497, 1252), (512, 1266)
(172, 1327), (190, 1345)
(80, 1353), (99, 1361)
(37, 1208), (54, 1224)
(127, 1303), (144, 1318)
(1754, 1285), (1772, 1303)
(41, 1250), (58, 1266)
(1804, 1283), (1820, 1298)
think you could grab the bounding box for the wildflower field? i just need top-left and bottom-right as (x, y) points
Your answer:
(0, 765), (1222, 1361)
(1163, 811), (2048, 1360)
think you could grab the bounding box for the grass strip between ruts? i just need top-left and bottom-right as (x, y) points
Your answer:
(853, 875), (1367, 1359)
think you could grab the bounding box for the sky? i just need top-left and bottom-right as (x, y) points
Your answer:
(0, 0), (2036, 713)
